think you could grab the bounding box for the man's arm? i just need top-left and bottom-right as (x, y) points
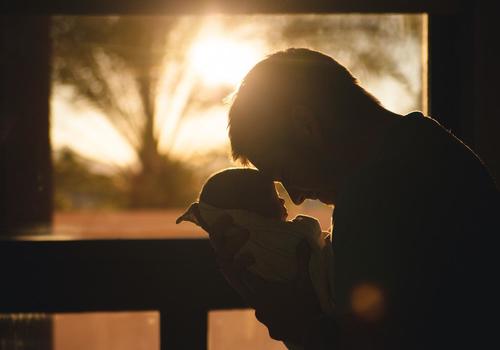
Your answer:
(208, 215), (332, 347)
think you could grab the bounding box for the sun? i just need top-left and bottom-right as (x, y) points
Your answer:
(189, 36), (263, 87)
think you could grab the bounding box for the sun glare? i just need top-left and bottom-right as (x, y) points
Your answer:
(189, 36), (263, 87)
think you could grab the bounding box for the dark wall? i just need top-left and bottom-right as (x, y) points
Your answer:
(429, 2), (500, 186)
(0, 16), (52, 234)
(472, 2), (500, 186)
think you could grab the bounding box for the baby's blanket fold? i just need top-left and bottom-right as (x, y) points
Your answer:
(177, 201), (335, 315)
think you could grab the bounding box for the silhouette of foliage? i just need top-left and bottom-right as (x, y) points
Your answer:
(276, 15), (424, 106)
(51, 16), (201, 208)
(53, 148), (128, 210)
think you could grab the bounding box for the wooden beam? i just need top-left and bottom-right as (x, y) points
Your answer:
(0, 239), (245, 313)
(0, 16), (52, 235)
(2, 0), (460, 15)
(161, 309), (207, 350)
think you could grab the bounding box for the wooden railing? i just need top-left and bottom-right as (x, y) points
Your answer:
(0, 238), (245, 349)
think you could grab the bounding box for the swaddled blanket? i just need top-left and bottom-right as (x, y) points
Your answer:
(177, 201), (335, 315)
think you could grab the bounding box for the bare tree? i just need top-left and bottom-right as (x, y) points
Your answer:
(51, 16), (201, 207)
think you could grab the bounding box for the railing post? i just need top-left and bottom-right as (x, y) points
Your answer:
(160, 308), (208, 350)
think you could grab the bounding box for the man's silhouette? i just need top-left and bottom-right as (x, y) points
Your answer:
(213, 48), (499, 349)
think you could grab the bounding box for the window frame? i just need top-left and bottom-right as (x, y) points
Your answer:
(1, 2), (477, 350)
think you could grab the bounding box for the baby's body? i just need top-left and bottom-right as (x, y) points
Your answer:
(176, 168), (335, 349)
(195, 201), (334, 309)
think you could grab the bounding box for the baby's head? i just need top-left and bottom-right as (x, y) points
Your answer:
(200, 168), (288, 221)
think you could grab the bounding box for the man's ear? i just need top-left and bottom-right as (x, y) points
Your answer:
(290, 105), (322, 141)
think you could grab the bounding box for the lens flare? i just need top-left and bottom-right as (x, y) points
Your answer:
(351, 283), (385, 321)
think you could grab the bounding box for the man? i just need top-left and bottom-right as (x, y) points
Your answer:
(212, 48), (499, 349)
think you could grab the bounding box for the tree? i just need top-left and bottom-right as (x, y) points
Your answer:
(276, 15), (425, 111)
(53, 148), (128, 210)
(51, 16), (200, 207)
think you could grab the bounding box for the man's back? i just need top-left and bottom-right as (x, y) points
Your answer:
(332, 112), (499, 349)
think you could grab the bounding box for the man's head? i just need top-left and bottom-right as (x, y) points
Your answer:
(228, 48), (386, 204)
(200, 168), (288, 220)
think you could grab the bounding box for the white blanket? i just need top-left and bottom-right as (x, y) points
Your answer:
(177, 202), (335, 315)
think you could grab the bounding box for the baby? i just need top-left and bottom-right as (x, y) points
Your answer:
(176, 168), (335, 347)
(177, 168), (333, 304)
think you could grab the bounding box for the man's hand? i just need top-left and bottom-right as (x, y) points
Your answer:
(207, 214), (255, 301)
(208, 215), (323, 345)
(251, 240), (323, 344)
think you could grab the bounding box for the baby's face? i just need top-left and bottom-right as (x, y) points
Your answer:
(263, 186), (288, 221)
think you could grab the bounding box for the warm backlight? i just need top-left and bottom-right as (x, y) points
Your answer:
(189, 36), (263, 87)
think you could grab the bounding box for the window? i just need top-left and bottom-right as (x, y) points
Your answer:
(50, 14), (427, 239)
(47, 14), (427, 349)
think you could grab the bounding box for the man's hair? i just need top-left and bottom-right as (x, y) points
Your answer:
(228, 48), (381, 165)
(200, 168), (276, 216)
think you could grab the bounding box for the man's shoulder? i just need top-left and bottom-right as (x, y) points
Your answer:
(402, 113), (491, 170)
(360, 112), (495, 194)
(405, 113), (498, 192)
(335, 111), (499, 233)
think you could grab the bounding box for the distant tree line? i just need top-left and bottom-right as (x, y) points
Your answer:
(53, 148), (198, 210)
(51, 17), (206, 209)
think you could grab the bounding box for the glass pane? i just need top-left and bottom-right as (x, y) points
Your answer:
(209, 309), (286, 350)
(0, 312), (159, 350)
(0, 314), (52, 350)
(53, 312), (159, 350)
(50, 14), (427, 239)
